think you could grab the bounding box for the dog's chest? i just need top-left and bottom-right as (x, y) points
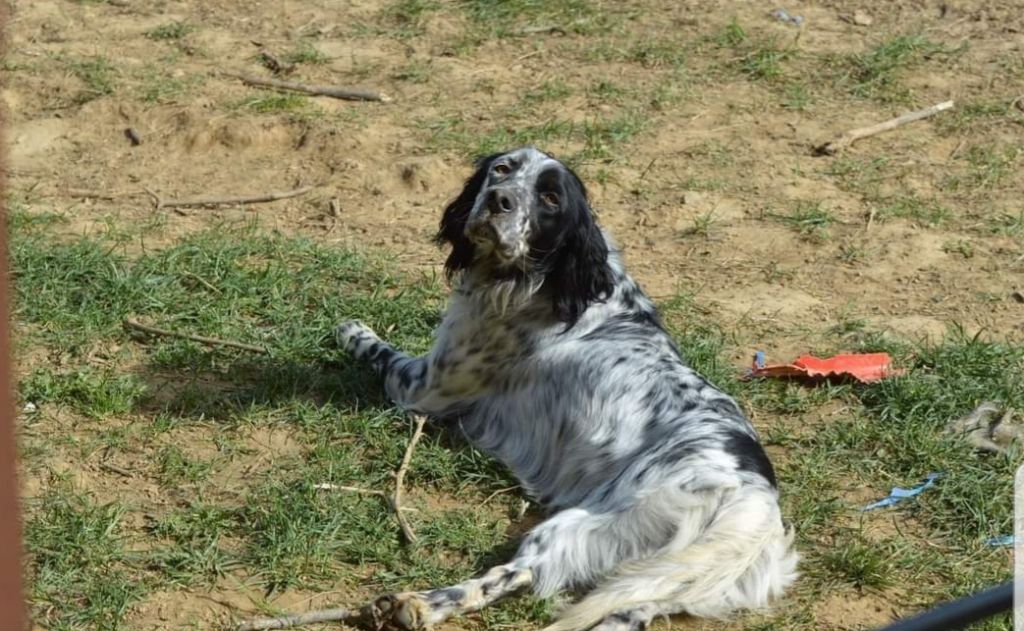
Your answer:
(430, 301), (540, 389)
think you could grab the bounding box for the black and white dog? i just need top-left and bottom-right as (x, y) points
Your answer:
(337, 147), (797, 631)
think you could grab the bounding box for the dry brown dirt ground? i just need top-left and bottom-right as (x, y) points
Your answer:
(4, 0), (1023, 629)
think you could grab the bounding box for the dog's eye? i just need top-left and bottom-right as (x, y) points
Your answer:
(493, 163), (510, 175)
(540, 192), (559, 207)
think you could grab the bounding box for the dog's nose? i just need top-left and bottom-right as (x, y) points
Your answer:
(487, 190), (515, 214)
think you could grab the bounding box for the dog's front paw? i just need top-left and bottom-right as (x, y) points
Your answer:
(363, 592), (434, 630)
(335, 319), (375, 352)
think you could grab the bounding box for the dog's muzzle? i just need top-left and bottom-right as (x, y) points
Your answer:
(467, 189), (527, 262)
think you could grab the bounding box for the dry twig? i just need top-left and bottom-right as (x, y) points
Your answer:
(482, 485), (521, 504)
(314, 483), (385, 496)
(235, 607), (360, 631)
(65, 189), (136, 201)
(392, 414), (427, 543)
(181, 271), (221, 294)
(815, 100), (954, 156)
(145, 185), (317, 210)
(313, 414), (427, 542)
(123, 318), (268, 354)
(99, 461), (134, 478)
(225, 71), (392, 103)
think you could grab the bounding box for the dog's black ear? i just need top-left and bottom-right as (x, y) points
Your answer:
(545, 170), (615, 329)
(435, 153), (502, 280)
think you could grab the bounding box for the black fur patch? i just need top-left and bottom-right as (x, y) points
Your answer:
(724, 430), (777, 488)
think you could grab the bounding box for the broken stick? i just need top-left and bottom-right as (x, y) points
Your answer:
(146, 185), (317, 210)
(815, 100), (954, 156)
(225, 71), (392, 103)
(123, 318), (268, 354)
(392, 413), (427, 543)
(236, 607), (360, 631)
(320, 414), (426, 543)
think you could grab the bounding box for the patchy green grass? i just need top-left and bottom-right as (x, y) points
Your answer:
(681, 210), (718, 239)
(825, 155), (892, 196)
(988, 210), (1024, 237)
(769, 202), (836, 240)
(20, 368), (146, 419)
(874, 195), (951, 226)
(284, 42), (329, 65)
(12, 210), (1014, 629)
(424, 109), (648, 164)
(741, 44), (793, 82)
(68, 57), (117, 103)
(234, 92), (315, 116)
(943, 239), (975, 258)
(137, 70), (202, 103)
(145, 21), (194, 41)
(460, 0), (610, 37)
(26, 485), (146, 630)
(377, 0), (441, 38)
(938, 98), (1024, 134)
(829, 34), (963, 102)
(945, 145), (1021, 192)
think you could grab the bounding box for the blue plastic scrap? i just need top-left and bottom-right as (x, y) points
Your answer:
(862, 472), (942, 511)
(985, 535), (1015, 547)
(770, 8), (805, 27)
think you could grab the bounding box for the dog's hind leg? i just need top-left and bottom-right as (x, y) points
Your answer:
(361, 504), (678, 630)
(586, 602), (682, 631)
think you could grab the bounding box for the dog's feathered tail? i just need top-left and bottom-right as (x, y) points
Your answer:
(542, 488), (798, 631)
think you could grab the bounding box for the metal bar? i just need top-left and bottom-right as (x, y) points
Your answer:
(876, 582), (1012, 631)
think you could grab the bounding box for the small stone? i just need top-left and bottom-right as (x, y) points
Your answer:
(681, 191), (704, 205)
(852, 10), (873, 26)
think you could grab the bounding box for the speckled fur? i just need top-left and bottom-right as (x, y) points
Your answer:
(338, 147), (798, 630)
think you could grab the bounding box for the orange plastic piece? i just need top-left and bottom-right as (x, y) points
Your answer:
(747, 352), (898, 383)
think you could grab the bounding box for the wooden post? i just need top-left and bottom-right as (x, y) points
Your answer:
(0, 0), (30, 625)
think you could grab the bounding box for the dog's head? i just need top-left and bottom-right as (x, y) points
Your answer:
(436, 146), (614, 327)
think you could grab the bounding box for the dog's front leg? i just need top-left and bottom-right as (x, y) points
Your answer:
(361, 508), (623, 630)
(364, 563), (534, 630)
(336, 320), (464, 416)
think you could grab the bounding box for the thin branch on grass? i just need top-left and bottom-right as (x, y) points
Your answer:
(224, 71), (392, 103)
(143, 186), (164, 210)
(511, 24), (568, 36)
(236, 607), (361, 631)
(99, 461), (134, 478)
(815, 100), (955, 156)
(145, 185), (317, 210)
(392, 413), (427, 543)
(314, 415), (427, 542)
(482, 485), (521, 504)
(234, 415), (429, 631)
(314, 483), (385, 496)
(123, 318), (268, 354)
(181, 271), (221, 294)
(65, 189), (139, 201)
